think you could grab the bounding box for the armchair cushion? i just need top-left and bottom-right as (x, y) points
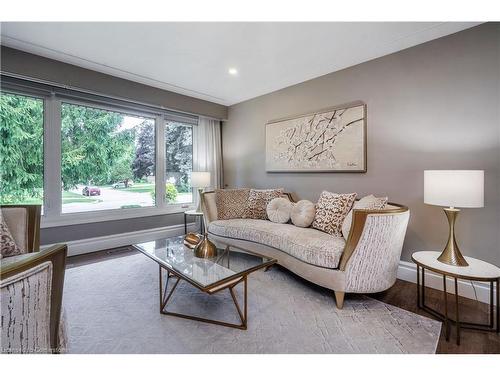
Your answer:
(1, 218), (23, 258)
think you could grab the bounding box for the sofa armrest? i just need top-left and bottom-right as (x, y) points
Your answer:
(1, 244), (67, 353)
(339, 203), (409, 270)
(338, 204), (410, 293)
(201, 191), (217, 229)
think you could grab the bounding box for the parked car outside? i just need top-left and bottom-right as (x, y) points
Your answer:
(112, 181), (134, 189)
(82, 186), (101, 196)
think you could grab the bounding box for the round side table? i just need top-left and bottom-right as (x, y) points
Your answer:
(412, 251), (500, 345)
(184, 210), (204, 235)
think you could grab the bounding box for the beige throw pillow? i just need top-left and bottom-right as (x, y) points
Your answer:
(267, 197), (292, 224)
(243, 188), (284, 220)
(290, 200), (316, 227)
(1, 218), (23, 258)
(215, 188), (250, 219)
(312, 191), (357, 236)
(341, 195), (388, 240)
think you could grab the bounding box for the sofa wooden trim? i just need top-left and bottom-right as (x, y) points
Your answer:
(339, 203), (409, 271)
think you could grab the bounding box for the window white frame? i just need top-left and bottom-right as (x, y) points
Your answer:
(164, 120), (195, 206)
(2, 86), (198, 228)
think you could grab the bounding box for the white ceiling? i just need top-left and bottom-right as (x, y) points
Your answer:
(1, 22), (481, 106)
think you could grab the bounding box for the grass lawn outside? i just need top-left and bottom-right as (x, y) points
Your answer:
(3, 197), (43, 205)
(121, 183), (155, 193)
(2, 184), (191, 207)
(118, 183), (193, 202)
(1, 191), (100, 205)
(62, 191), (101, 204)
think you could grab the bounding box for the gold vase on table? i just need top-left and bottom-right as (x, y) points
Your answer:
(194, 233), (217, 258)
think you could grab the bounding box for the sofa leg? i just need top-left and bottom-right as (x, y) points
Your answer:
(334, 291), (345, 309)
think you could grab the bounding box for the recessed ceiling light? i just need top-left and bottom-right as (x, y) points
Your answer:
(228, 68), (238, 76)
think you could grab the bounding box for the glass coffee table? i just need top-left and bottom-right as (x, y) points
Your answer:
(133, 236), (276, 330)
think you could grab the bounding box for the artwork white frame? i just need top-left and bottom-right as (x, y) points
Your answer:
(265, 101), (367, 173)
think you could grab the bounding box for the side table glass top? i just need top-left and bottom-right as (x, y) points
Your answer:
(134, 236), (275, 289)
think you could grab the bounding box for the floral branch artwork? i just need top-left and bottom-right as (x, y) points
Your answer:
(265, 103), (366, 172)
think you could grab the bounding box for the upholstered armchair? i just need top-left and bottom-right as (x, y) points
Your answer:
(1, 205), (67, 354)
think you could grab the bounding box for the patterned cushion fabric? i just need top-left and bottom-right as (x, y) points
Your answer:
(266, 197), (292, 224)
(215, 188), (250, 220)
(312, 191), (357, 236)
(208, 219), (346, 268)
(341, 195), (388, 240)
(1, 218), (23, 258)
(243, 188), (284, 220)
(290, 200), (316, 228)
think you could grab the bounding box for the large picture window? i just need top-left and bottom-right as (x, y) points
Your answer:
(0, 78), (201, 227)
(0, 92), (44, 205)
(61, 102), (156, 213)
(165, 121), (193, 205)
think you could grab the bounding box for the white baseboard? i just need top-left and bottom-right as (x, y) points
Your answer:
(397, 260), (496, 305)
(43, 222), (198, 257)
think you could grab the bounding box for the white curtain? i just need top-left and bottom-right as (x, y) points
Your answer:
(193, 117), (223, 190)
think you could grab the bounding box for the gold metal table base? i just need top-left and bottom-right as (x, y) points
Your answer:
(158, 265), (248, 330)
(416, 265), (500, 345)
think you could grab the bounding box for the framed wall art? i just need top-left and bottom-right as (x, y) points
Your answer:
(265, 101), (366, 172)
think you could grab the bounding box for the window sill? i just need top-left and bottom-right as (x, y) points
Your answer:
(40, 204), (196, 228)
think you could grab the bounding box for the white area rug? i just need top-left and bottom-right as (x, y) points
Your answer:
(63, 251), (441, 353)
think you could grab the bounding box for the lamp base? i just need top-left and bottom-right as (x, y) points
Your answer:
(437, 208), (469, 267)
(195, 188), (204, 213)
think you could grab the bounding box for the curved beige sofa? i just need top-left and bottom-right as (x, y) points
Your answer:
(201, 192), (410, 309)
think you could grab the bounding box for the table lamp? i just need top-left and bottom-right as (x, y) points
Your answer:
(424, 170), (484, 267)
(191, 171), (211, 213)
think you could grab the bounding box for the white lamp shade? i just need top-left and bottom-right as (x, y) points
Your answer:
(424, 170), (484, 208)
(191, 171), (211, 188)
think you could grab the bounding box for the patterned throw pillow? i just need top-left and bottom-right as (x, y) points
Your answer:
(243, 188), (284, 220)
(215, 188), (250, 219)
(1, 218), (23, 258)
(341, 195), (388, 240)
(312, 191), (357, 236)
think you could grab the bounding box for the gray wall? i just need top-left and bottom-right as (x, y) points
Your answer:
(1, 46), (228, 120)
(223, 23), (500, 265)
(1, 46), (224, 245)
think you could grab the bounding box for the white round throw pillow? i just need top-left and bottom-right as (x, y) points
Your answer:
(291, 200), (315, 227)
(266, 197), (292, 223)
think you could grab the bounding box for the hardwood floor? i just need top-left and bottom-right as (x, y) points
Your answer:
(66, 248), (500, 354)
(371, 279), (500, 354)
